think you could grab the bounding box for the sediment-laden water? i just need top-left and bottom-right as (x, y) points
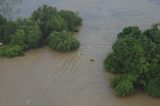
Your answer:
(0, 0), (160, 106)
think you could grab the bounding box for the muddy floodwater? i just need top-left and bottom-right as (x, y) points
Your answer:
(0, 0), (160, 106)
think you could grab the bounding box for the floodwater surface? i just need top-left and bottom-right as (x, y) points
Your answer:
(0, 0), (160, 106)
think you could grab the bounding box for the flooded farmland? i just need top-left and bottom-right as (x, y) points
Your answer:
(0, 0), (160, 106)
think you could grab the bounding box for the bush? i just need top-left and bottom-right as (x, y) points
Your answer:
(48, 32), (80, 52)
(115, 79), (134, 96)
(25, 26), (42, 49)
(10, 29), (26, 49)
(104, 53), (124, 73)
(110, 76), (134, 96)
(22, 19), (42, 49)
(49, 15), (67, 32)
(13, 18), (42, 49)
(0, 45), (23, 57)
(59, 10), (82, 31)
(146, 78), (160, 97)
(31, 5), (82, 39)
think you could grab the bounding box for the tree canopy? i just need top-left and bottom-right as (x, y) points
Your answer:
(0, 5), (82, 57)
(104, 25), (160, 97)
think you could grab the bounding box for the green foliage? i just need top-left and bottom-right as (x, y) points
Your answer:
(115, 79), (134, 96)
(104, 37), (144, 73)
(31, 5), (82, 39)
(59, 10), (82, 31)
(11, 29), (26, 48)
(48, 32), (80, 52)
(118, 26), (142, 39)
(104, 53), (124, 73)
(0, 5), (82, 57)
(143, 24), (160, 44)
(146, 78), (160, 97)
(104, 25), (160, 97)
(0, 45), (23, 57)
(0, 15), (16, 43)
(15, 18), (43, 49)
(25, 25), (42, 49)
(31, 5), (58, 39)
(111, 76), (134, 96)
(112, 37), (144, 58)
(50, 15), (67, 32)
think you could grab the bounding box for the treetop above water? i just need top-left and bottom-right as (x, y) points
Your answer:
(104, 24), (160, 97)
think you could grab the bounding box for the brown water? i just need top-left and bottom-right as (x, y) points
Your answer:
(0, 0), (160, 106)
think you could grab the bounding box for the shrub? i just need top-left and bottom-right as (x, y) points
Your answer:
(110, 75), (134, 96)
(104, 53), (124, 73)
(0, 45), (23, 57)
(59, 10), (82, 31)
(48, 32), (80, 52)
(25, 22), (42, 49)
(14, 18), (42, 49)
(31, 5), (82, 39)
(115, 78), (134, 96)
(146, 78), (160, 97)
(10, 29), (26, 49)
(49, 15), (67, 32)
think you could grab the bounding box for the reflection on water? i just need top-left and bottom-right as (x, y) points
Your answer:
(0, 0), (160, 106)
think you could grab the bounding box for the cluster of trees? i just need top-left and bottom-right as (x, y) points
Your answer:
(104, 25), (160, 97)
(0, 5), (82, 57)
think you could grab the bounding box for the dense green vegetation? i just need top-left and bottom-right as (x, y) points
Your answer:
(104, 24), (160, 97)
(48, 32), (80, 52)
(0, 45), (23, 57)
(31, 5), (82, 39)
(0, 18), (42, 57)
(0, 5), (82, 57)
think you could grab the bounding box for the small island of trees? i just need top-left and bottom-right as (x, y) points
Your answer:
(0, 5), (82, 57)
(104, 25), (160, 97)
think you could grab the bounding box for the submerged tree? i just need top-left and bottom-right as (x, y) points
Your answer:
(104, 25), (160, 97)
(0, 5), (82, 57)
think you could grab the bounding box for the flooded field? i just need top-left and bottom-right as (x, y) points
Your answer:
(0, 0), (160, 106)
